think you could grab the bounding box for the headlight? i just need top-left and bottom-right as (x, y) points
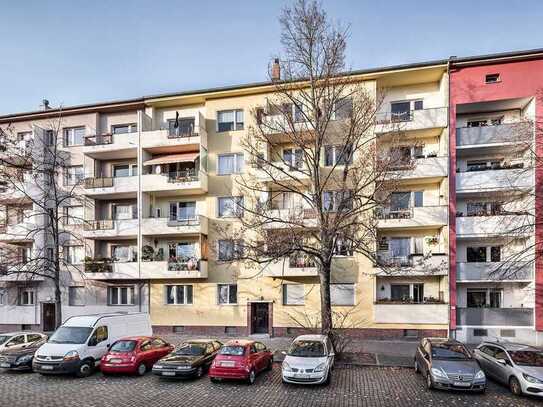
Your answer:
(282, 361), (292, 372)
(154, 365), (163, 369)
(63, 351), (79, 361)
(474, 370), (485, 380)
(314, 363), (326, 372)
(16, 355), (32, 363)
(523, 373), (543, 384)
(430, 368), (446, 378)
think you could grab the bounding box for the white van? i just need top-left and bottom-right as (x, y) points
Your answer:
(33, 312), (152, 377)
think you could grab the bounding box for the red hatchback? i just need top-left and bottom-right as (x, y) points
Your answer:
(100, 336), (173, 376)
(209, 340), (273, 384)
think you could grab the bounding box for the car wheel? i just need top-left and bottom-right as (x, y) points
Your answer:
(323, 370), (331, 386)
(196, 366), (204, 378)
(247, 369), (256, 385)
(426, 373), (433, 390)
(136, 363), (147, 376)
(414, 359), (420, 374)
(76, 360), (94, 378)
(509, 377), (523, 396)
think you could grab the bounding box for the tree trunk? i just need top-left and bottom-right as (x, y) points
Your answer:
(318, 262), (333, 336)
(54, 280), (62, 329)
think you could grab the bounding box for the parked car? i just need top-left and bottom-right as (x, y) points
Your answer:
(474, 341), (543, 397)
(208, 340), (273, 384)
(100, 336), (173, 376)
(0, 335), (47, 371)
(0, 332), (46, 353)
(414, 337), (486, 393)
(281, 335), (334, 385)
(33, 312), (152, 377)
(152, 339), (222, 378)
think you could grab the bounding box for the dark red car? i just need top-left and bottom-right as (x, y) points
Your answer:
(100, 336), (173, 376)
(209, 339), (273, 384)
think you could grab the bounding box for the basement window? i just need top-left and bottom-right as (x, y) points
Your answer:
(224, 326), (237, 335)
(485, 73), (500, 84)
(173, 326), (184, 333)
(500, 329), (516, 338)
(473, 329), (488, 337)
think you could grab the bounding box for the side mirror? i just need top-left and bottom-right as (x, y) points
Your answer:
(497, 359), (507, 366)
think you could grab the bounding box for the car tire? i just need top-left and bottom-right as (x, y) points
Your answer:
(136, 363), (147, 376)
(210, 377), (220, 383)
(196, 366), (204, 378)
(76, 360), (94, 378)
(323, 370), (331, 386)
(509, 376), (523, 396)
(426, 373), (433, 390)
(414, 359), (420, 374)
(247, 369), (256, 385)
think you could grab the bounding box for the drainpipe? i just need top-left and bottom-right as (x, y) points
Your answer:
(446, 57), (453, 340)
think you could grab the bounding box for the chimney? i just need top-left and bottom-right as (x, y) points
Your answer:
(41, 99), (51, 111)
(271, 58), (281, 81)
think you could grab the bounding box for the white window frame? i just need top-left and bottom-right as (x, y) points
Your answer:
(108, 286), (135, 306)
(64, 165), (84, 186)
(330, 284), (355, 306)
(64, 245), (84, 265)
(217, 284), (238, 305)
(111, 123), (137, 134)
(165, 284), (193, 305)
(218, 196), (244, 218)
(63, 126), (85, 147)
(217, 153), (244, 175)
(19, 288), (35, 306)
(283, 284), (305, 306)
(217, 109), (244, 132)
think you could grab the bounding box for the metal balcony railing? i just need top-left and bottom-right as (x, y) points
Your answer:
(166, 169), (199, 183)
(84, 177), (114, 189)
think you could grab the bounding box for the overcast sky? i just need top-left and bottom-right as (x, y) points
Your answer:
(1, 0), (542, 114)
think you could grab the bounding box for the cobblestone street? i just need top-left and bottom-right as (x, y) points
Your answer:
(0, 365), (539, 407)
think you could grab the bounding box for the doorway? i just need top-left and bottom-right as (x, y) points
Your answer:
(42, 303), (56, 332)
(251, 303), (269, 334)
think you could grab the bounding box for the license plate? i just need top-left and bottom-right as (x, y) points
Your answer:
(453, 381), (471, 387)
(221, 361), (235, 367)
(162, 371), (176, 376)
(41, 365), (54, 370)
(0, 363), (10, 368)
(294, 373), (309, 378)
(109, 359), (122, 364)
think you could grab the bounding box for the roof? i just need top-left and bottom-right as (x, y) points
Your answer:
(293, 334), (328, 341)
(481, 341), (541, 351)
(181, 339), (216, 344)
(0, 331), (43, 337)
(63, 312), (146, 327)
(224, 339), (255, 346)
(117, 336), (153, 342)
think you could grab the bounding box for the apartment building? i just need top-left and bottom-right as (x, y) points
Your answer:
(0, 48), (541, 343)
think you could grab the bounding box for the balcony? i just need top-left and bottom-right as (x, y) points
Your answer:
(263, 256), (318, 277)
(84, 261), (139, 280)
(456, 261), (533, 282)
(386, 156), (448, 182)
(456, 214), (533, 239)
(83, 219), (138, 239)
(456, 307), (533, 327)
(82, 133), (138, 159)
(140, 259), (208, 279)
(376, 206), (447, 230)
(262, 207), (318, 229)
(456, 167), (533, 194)
(456, 122), (532, 152)
(253, 162), (311, 183)
(84, 176), (138, 199)
(375, 107), (448, 136)
(375, 253), (448, 276)
(141, 170), (208, 195)
(141, 215), (208, 236)
(373, 303), (448, 324)
(0, 221), (37, 242)
(141, 112), (207, 152)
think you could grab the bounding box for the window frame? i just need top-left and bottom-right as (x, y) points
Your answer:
(18, 288), (35, 306)
(165, 284), (194, 305)
(217, 196), (244, 218)
(63, 126), (86, 147)
(217, 284), (238, 305)
(282, 284), (305, 306)
(64, 245), (84, 265)
(64, 165), (84, 186)
(111, 123), (137, 134)
(217, 239), (243, 261)
(217, 109), (244, 132)
(217, 153), (245, 175)
(108, 285), (136, 306)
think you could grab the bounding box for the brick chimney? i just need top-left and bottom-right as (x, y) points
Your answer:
(271, 58), (281, 81)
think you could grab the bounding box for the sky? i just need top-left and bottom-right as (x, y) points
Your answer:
(1, 0), (543, 115)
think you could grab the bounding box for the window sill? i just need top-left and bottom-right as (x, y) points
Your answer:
(282, 303), (305, 307)
(164, 303), (193, 306)
(218, 303), (239, 306)
(107, 304), (136, 307)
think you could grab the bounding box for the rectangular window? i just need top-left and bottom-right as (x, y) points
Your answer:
(111, 245), (134, 262)
(413, 100), (424, 110)
(168, 118), (195, 137)
(413, 191), (424, 208)
(283, 284), (305, 305)
(63, 127), (85, 146)
(390, 101), (412, 122)
(390, 192), (411, 211)
(112, 123), (137, 134)
(19, 288), (35, 305)
(467, 247), (486, 263)
(391, 285), (410, 301)
(217, 153), (244, 175)
(218, 239), (243, 261)
(64, 166), (84, 186)
(485, 73), (500, 84)
(108, 286), (135, 305)
(113, 164), (131, 178)
(473, 329), (488, 337)
(323, 190), (352, 212)
(64, 245), (84, 265)
(324, 145), (353, 166)
(169, 201), (197, 221)
(467, 289), (502, 308)
(112, 204), (134, 220)
(218, 284), (237, 304)
(389, 237), (411, 260)
(165, 285), (193, 305)
(330, 284), (355, 306)
(490, 246), (501, 262)
(63, 206), (83, 225)
(335, 98), (353, 119)
(413, 283), (424, 303)
(218, 196), (244, 218)
(283, 148), (303, 169)
(334, 236), (353, 256)
(68, 286), (85, 306)
(217, 109), (244, 132)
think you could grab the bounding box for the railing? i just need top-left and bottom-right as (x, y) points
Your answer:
(458, 162), (524, 173)
(84, 134), (113, 146)
(376, 107), (448, 125)
(375, 207), (413, 220)
(456, 307), (533, 326)
(456, 210), (528, 218)
(84, 220), (115, 231)
(167, 257), (201, 271)
(166, 217), (200, 227)
(84, 259), (113, 273)
(456, 122), (532, 147)
(168, 125), (196, 139)
(457, 261), (533, 282)
(166, 169), (199, 183)
(84, 177), (114, 189)
(289, 254), (316, 268)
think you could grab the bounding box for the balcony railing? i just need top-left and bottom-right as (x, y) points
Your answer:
(168, 125), (196, 139)
(456, 307), (533, 326)
(166, 217), (200, 227)
(84, 134), (113, 146)
(84, 177), (114, 189)
(456, 122), (532, 147)
(457, 261), (533, 282)
(375, 107), (448, 130)
(458, 162), (524, 173)
(166, 169), (198, 183)
(84, 220), (115, 231)
(375, 207), (413, 220)
(166, 257), (201, 272)
(289, 254), (316, 268)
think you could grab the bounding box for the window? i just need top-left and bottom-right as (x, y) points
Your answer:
(467, 247), (486, 263)
(491, 246), (501, 262)
(113, 164), (135, 178)
(112, 123), (137, 134)
(68, 286), (85, 306)
(27, 334), (43, 343)
(413, 191), (424, 208)
(165, 285), (193, 305)
(283, 148), (303, 169)
(19, 288), (34, 305)
(283, 284), (304, 305)
(111, 245), (134, 262)
(391, 285), (410, 301)
(64, 166), (84, 186)
(64, 245), (84, 265)
(485, 73), (500, 84)
(217, 153), (244, 175)
(168, 242), (196, 260)
(218, 196), (244, 218)
(390, 192), (411, 211)
(323, 190), (352, 212)
(7, 335), (25, 346)
(217, 109), (244, 132)
(112, 204), (135, 220)
(108, 286), (135, 305)
(324, 145), (353, 166)
(413, 100), (424, 110)
(168, 118), (195, 137)
(389, 237), (411, 260)
(334, 236), (353, 256)
(473, 329), (488, 337)
(63, 206), (83, 225)
(390, 101), (412, 122)
(169, 201), (197, 221)
(330, 284), (355, 306)
(90, 326), (108, 345)
(45, 130), (56, 146)
(467, 289), (502, 308)
(218, 284), (237, 305)
(63, 127), (85, 147)
(218, 239), (243, 261)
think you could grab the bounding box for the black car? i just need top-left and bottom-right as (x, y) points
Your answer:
(0, 338), (47, 371)
(152, 339), (222, 378)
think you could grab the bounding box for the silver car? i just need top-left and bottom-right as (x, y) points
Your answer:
(474, 341), (543, 397)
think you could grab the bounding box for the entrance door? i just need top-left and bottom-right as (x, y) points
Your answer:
(251, 303), (269, 334)
(42, 303), (56, 332)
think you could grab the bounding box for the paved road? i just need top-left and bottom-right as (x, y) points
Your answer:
(0, 365), (539, 407)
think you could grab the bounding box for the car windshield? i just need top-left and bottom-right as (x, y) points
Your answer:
(174, 343), (206, 356)
(48, 327), (93, 344)
(431, 343), (471, 360)
(509, 351), (543, 367)
(110, 340), (137, 353)
(219, 346), (245, 356)
(0, 336), (10, 346)
(288, 341), (325, 357)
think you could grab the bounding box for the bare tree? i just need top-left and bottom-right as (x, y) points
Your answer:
(0, 112), (87, 328)
(215, 0), (410, 340)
